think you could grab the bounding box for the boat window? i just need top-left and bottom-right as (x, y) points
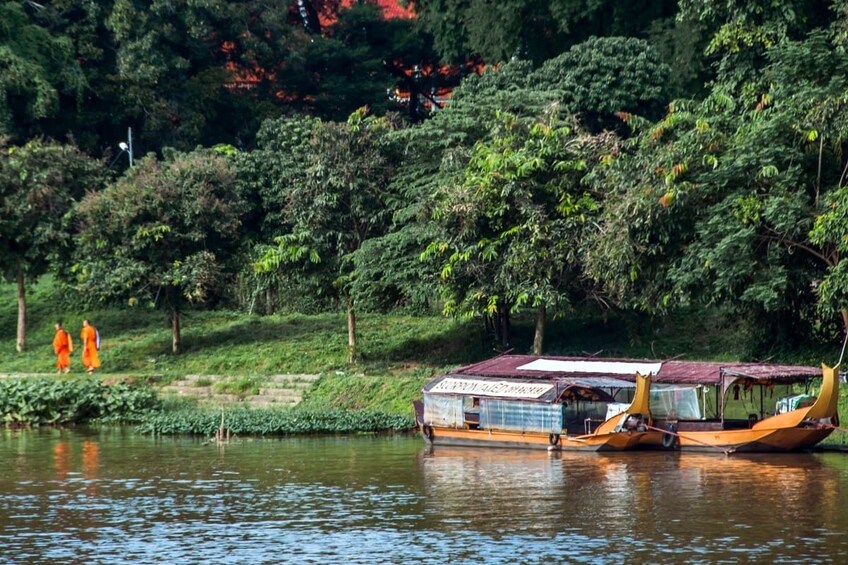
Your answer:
(463, 396), (480, 411)
(611, 388), (635, 404)
(723, 382), (796, 419)
(650, 385), (702, 419)
(564, 399), (608, 425)
(423, 394), (464, 428)
(480, 399), (563, 434)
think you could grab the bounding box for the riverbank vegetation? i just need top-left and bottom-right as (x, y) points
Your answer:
(150, 373), (430, 435)
(4, 3), (848, 444)
(4, 2), (848, 365)
(3, 279), (848, 445)
(136, 406), (413, 437)
(0, 376), (159, 426)
(0, 372), (417, 435)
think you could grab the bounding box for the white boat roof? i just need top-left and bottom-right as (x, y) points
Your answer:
(517, 359), (662, 376)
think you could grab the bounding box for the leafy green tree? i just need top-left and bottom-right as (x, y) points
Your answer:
(293, 2), (441, 122)
(585, 28), (848, 348)
(356, 60), (547, 316)
(805, 2), (848, 331)
(423, 111), (608, 352)
(99, 0), (441, 150)
(531, 36), (673, 131)
(236, 116), (318, 242)
(0, 2), (86, 140)
(233, 115), (326, 314)
(0, 139), (107, 351)
(584, 94), (822, 347)
(375, 41), (661, 343)
(645, 14), (711, 98)
(414, 0), (679, 64)
(256, 109), (397, 362)
(104, 0), (304, 151)
(11, 0), (123, 154)
(810, 186), (848, 331)
(677, 0), (833, 100)
(73, 150), (245, 353)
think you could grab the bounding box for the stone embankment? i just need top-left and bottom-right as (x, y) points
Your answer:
(159, 374), (320, 407)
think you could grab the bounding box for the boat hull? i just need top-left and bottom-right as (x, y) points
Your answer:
(420, 426), (646, 452)
(640, 424), (834, 453)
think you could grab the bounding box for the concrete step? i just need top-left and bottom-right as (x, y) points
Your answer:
(268, 374), (320, 387)
(161, 385), (217, 396)
(257, 388), (302, 397)
(244, 395), (300, 407)
(159, 373), (319, 407)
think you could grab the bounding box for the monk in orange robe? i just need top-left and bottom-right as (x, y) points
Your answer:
(80, 319), (101, 374)
(53, 323), (72, 374)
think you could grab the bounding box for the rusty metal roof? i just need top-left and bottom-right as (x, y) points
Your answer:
(451, 354), (822, 385)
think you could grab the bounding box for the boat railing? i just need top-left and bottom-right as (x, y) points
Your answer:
(584, 417), (604, 434)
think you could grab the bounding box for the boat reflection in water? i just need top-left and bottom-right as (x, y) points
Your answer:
(3, 430), (848, 563)
(417, 445), (848, 561)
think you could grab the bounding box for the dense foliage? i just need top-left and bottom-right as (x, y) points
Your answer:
(0, 139), (108, 351)
(0, 377), (160, 426)
(137, 406), (413, 436)
(0, 0), (441, 153)
(412, 0), (681, 64)
(73, 149), (246, 353)
(3, 0), (848, 361)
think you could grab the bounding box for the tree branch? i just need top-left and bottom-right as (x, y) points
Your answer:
(758, 231), (833, 266)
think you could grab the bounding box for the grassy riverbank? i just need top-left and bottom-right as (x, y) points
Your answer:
(0, 282), (484, 378)
(2, 280), (837, 379)
(2, 279), (848, 444)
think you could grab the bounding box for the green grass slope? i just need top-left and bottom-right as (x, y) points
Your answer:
(3, 279), (846, 441)
(4, 279), (837, 377)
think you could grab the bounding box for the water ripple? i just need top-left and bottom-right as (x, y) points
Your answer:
(2, 432), (848, 563)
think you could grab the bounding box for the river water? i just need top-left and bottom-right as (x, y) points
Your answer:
(1, 429), (848, 564)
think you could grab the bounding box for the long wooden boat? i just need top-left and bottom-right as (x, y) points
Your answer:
(640, 362), (840, 453)
(422, 355), (839, 453)
(415, 363), (654, 451)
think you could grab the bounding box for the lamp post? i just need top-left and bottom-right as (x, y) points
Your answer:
(118, 127), (134, 167)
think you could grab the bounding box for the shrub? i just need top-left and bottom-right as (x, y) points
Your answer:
(0, 377), (160, 426)
(137, 406), (414, 436)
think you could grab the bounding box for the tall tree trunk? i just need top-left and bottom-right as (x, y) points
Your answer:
(16, 270), (26, 353)
(498, 304), (511, 351)
(265, 286), (276, 315)
(347, 300), (357, 364)
(171, 308), (181, 354)
(485, 313), (500, 343)
(533, 303), (546, 355)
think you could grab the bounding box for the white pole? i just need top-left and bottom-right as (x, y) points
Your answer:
(128, 127), (134, 167)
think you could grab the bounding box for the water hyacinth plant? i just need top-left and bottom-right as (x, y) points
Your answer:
(0, 377), (160, 426)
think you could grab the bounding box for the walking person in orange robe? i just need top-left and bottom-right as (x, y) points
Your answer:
(80, 319), (100, 375)
(52, 323), (72, 374)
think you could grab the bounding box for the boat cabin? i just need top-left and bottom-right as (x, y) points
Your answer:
(441, 354), (824, 433)
(422, 370), (639, 437)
